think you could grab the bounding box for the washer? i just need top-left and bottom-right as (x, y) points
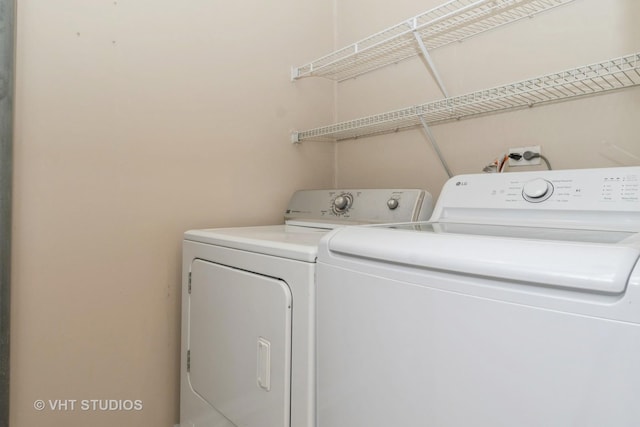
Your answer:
(180, 189), (433, 427)
(316, 167), (640, 427)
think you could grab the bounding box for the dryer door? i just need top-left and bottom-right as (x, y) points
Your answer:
(188, 259), (292, 427)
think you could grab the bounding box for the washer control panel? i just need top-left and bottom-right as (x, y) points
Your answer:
(431, 167), (640, 228)
(285, 189), (434, 224)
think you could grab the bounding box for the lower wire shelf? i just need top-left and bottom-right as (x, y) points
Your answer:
(292, 52), (640, 143)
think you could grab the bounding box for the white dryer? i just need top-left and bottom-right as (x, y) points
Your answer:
(316, 167), (640, 427)
(180, 189), (433, 427)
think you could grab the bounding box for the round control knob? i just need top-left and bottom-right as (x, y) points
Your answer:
(522, 178), (554, 203)
(387, 198), (399, 210)
(332, 193), (353, 213)
(334, 196), (349, 210)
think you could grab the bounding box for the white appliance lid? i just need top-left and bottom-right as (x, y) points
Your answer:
(185, 225), (326, 262)
(392, 222), (635, 244)
(184, 189), (434, 261)
(322, 224), (640, 294)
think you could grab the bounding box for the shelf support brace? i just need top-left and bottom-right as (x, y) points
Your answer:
(291, 131), (300, 144)
(412, 30), (449, 98)
(419, 116), (453, 178)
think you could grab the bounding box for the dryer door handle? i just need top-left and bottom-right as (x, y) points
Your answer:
(257, 337), (271, 392)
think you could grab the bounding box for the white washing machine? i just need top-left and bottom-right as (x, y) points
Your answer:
(179, 189), (433, 427)
(316, 166), (640, 427)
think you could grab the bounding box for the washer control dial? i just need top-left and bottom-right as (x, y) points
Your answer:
(522, 178), (554, 203)
(332, 193), (353, 214)
(386, 198), (399, 210)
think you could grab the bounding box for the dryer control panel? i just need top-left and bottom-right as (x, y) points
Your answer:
(285, 189), (434, 224)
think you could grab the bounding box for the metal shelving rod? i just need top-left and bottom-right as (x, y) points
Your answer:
(419, 116), (453, 178)
(292, 53), (640, 143)
(412, 30), (449, 98)
(292, 0), (575, 82)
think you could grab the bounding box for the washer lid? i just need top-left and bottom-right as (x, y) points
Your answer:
(322, 223), (640, 295)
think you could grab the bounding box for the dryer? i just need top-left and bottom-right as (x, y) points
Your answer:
(180, 189), (433, 427)
(316, 166), (640, 427)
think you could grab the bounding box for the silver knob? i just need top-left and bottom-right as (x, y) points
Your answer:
(387, 198), (399, 210)
(333, 194), (352, 212)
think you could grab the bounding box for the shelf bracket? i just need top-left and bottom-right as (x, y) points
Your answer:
(291, 131), (301, 144)
(419, 116), (453, 178)
(291, 66), (300, 81)
(412, 30), (449, 98)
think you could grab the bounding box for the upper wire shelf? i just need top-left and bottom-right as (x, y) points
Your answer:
(292, 53), (640, 142)
(292, 0), (576, 82)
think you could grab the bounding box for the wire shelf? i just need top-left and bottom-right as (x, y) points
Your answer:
(292, 0), (575, 82)
(292, 53), (640, 142)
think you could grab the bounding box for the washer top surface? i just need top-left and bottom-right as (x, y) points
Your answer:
(319, 167), (640, 295)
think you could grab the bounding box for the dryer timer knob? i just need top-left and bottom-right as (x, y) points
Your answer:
(333, 195), (350, 211)
(522, 178), (554, 202)
(387, 198), (399, 210)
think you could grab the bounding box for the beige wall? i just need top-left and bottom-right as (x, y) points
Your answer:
(334, 0), (640, 199)
(11, 1), (335, 426)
